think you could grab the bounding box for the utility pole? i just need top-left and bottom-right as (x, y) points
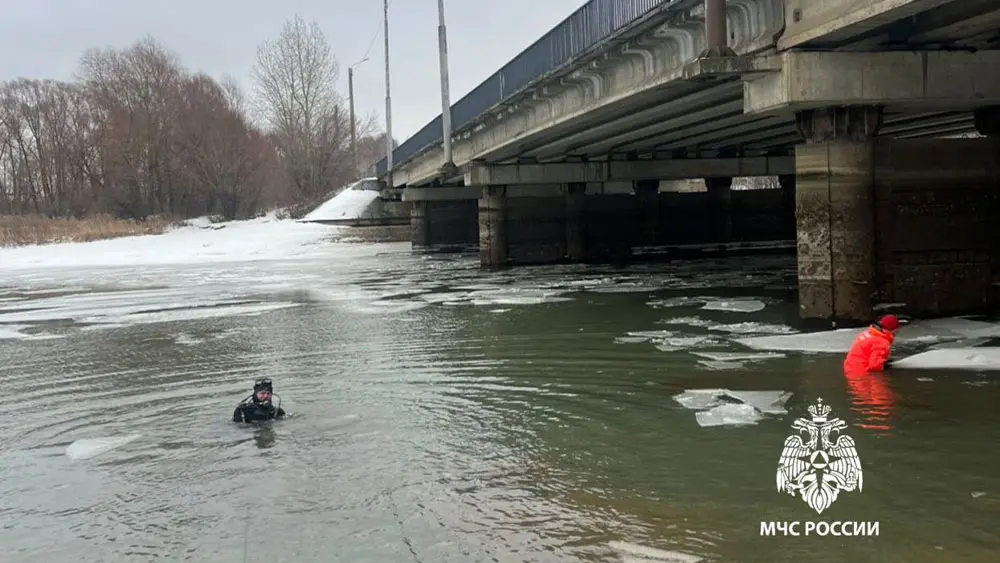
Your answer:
(437, 0), (456, 177)
(383, 0), (394, 189)
(348, 58), (368, 180)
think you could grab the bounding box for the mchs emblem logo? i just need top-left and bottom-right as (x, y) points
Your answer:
(777, 398), (863, 514)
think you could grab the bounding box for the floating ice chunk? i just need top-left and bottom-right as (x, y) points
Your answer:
(696, 403), (763, 427)
(658, 316), (795, 335)
(735, 317), (1000, 354)
(0, 324), (62, 340)
(690, 351), (785, 362)
(891, 347), (1000, 371)
(626, 330), (675, 339)
(654, 336), (720, 351)
(489, 308), (510, 314)
(419, 291), (472, 304)
(723, 390), (793, 414)
(929, 338), (992, 350)
(673, 389), (729, 410)
(65, 434), (141, 460)
(735, 328), (858, 353)
(647, 296), (709, 309)
(707, 322), (796, 335)
(672, 389), (791, 415)
(174, 333), (202, 346)
(697, 360), (745, 370)
(701, 299), (766, 313)
(917, 377), (934, 382)
(467, 288), (573, 306)
(587, 284), (665, 294)
(615, 336), (652, 344)
(608, 541), (703, 563)
(349, 300), (429, 314)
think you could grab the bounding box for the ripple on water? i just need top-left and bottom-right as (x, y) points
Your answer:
(2, 250), (1000, 562)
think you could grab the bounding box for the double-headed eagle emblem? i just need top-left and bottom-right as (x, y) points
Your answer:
(776, 397), (863, 514)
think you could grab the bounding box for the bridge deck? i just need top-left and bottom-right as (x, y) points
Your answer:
(377, 0), (1000, 183)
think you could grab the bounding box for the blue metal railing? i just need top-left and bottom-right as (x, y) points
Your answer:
(375, 0), (673, 177)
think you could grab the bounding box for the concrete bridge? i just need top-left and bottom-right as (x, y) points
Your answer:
(375, 0), (1000, 324)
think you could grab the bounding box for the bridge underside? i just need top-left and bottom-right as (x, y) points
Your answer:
(386, 0), (1000, 325)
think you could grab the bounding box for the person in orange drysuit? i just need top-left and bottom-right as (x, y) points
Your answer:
(843, 314), (900, 375)
(843, 314), (900, 432)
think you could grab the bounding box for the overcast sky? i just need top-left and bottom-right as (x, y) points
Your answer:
(1, 0), (589, 141)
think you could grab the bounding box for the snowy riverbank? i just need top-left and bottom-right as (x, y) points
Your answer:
(0, 213), (342, 271)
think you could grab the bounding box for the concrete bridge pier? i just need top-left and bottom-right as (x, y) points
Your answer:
(478, 182), (601, 268)
(633, 180), (659, 247)
(478, 185), (507, 267)
(704, 177), (733, 243)
(408, 194), (479, 251)
(794, 105), (882, 324)
(794, 105), (1000, 324)
(565, 182), (587, 262)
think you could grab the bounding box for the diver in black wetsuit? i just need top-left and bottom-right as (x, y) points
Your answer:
(233, 378), (286, 423)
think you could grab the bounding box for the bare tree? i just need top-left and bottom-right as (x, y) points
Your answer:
(1, 30), (387, 224)
(250, 14), (350, 202)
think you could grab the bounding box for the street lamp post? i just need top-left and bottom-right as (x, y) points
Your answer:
(383, 0), (394, 189)
(437, 0), (455, 176)
(348, 58), (368, 179)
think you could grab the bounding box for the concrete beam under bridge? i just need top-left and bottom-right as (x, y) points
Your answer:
(403, 182), (638, 201)
(743, 50), (1000, 114)
(464, 157), (794, 186)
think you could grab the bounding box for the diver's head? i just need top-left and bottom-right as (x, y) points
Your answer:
(252, 378), (274, 404)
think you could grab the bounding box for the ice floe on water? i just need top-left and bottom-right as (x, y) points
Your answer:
(608, 541), (703, 563)
(689, 351), (785, 362)
(674, 389), (792, 427)
(701, 299), (766, 313)
(688, 351), (785, 371)
(891, 347), (1000, 371)
(65, 434), (141, 460)
(0, 324), (64, 341)
(647, 295), (778, 310)
(657, 316), (797, 335)
(654, 336), (724, 352)
(614, 330), (727, 352)
(736, 317), (1000, 354)
(695, 403), (764, 426)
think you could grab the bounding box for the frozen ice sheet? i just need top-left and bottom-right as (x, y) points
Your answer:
(673, 389), (791, 416)
(690, 351), (785, 362)
(65, 434), (141, 460)
(696, 403), (764, 427)
(735, 317), (1000, 354)
(891, 347), (1000, 371)
(701, 299), (766, 313)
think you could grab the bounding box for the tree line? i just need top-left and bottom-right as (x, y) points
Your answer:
(0, 15), (392, 221)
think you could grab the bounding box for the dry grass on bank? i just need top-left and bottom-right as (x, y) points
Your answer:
(0, 214), (174, 247)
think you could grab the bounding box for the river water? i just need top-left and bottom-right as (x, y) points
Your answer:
(1, 233), (999, 563)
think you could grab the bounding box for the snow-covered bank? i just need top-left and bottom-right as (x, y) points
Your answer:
(0, 213), (341, 271)
(302, 179), (381, 222)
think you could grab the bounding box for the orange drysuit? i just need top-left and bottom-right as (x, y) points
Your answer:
(843, 326), (894, 375)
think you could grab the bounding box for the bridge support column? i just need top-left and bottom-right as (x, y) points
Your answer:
(795, 105), (1000, 323)
(479, 185), (507, 267)
(794, 105), (881, 323)
(705, 177), (732, 243)
(565, 182), (587, 261)
(410, 199), (479, 251)
(779, 174), (796, 239)
(633, 180), (659, 247)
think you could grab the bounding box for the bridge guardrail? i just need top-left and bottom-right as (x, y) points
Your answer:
(375, 0), (679, 176)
